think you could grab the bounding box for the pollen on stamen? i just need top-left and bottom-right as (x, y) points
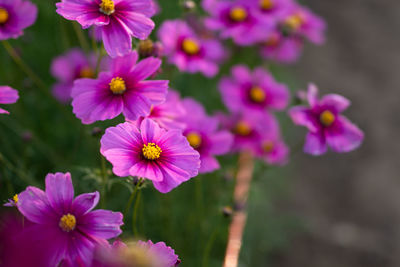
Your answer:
(59, 213), (76, 232)
(320, 110), (335, 127)
(79, 66), (94, 79)
(142, 143), (162, 160)
(260, 0), (273, 10)
(249, 86), (266, 103)
(100, 0), (115, 15)
(284, 13), (305, 31)
(182, 38), (200, 55)
(12, 194), (18, 204)
(230, 7), (248, 22)
(109, 77), (126, 95)
(186, 132), (202, 149)
(0, 8), (9, 24)
(234, 121), (251, 136)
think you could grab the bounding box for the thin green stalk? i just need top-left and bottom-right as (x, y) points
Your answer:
(202, 219), (221, 267)
(132, 190), (141, 236)
(123, 180), (141, 219)
(2, 41), (47, 92)
(100, 156), (109, 208)
(95, 48), (104, 76)
(0, 151), (36, 186)
(72, 22), (90, 52)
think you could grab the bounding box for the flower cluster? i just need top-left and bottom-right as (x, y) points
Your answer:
(0, 0), (366, 266)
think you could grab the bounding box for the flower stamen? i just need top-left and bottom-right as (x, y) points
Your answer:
(284, 13), (305, 31)
(142, 143), (162, 160)
(234, 121), (251, 136)
(59, 214), (76, 232)
(12, 194), (18, 204)
(230, 7), (247, 22)
(320, 110), (335, 127)
(100, 0), (115, 15)
(186, 132), (202, 149)
(0, 8), (9, 24)
(260, 0), (273, 10)
(79, 66), (94, 78)
(249, 86), (266, 103)
(109, 77), (126, 95)
(182, 38), (200, 55)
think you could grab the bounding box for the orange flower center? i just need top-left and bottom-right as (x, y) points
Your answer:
(182, 38), (200, 55)
(186, 132), (202, 149)
(234, 121), (251, 136)
(249, 86), (266, 103)
(260, 0), (273, 10)
(230, 7), (247, 22)
(79, 66), (94, 78)
(320, 110), (335, 127)
(0, 8), (9, 24)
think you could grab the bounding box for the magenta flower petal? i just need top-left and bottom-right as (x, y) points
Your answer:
(199, 155), (220, 173)
(129, 161), (163, 182)
(72, 192), (100, 216)
(0, 86), (19, 104)
(140, 116), (163, 144)
(304, 131), (327, 155)
(137, 240), (180, 267)
(101, 19), (132, 58)
(320, 94), (351, 112)
(130, 57), (162, 81)
(45, 172), (74, 214)
(79, 209), (123, 239)
(18, 187), (57, 224)
(326, 116), (364, 153)
(288, 106), (318, 132)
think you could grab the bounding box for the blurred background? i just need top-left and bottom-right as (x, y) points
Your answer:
(242, 0), (399, 266)
(0, 0), (397, 267)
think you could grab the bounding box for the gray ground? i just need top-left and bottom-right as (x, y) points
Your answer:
(278, 1), (400, 266)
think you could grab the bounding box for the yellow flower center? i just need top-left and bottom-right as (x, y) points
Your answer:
(109, 77), (126, 95)
(0, 8), (9, 24)
(182, 38), (200, 55)
(320, 110), (335, 127)
(59, 214), (76, 232)
(230, 7), (247, 22)
(186, 132), (202, 149)
(284, 13), (305, 31)
(142, 143), (162, 160)
(262, 141), (274, 153)
(12, 194), (18, 204)
(249, 86), (266, 103)
(234, 121), (251, 136)
(100, 0), (115, 15)
(79, 66), (94, 78)
(260, 0), (273, 10)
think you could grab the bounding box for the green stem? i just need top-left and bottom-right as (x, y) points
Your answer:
(2, 41), (47, 92)
(132, 190), (141, 236)
(72, 22), (90, 52)
(0, 151), (36, 186)
(95, 48), (104, 76)
(202, 219), (221, 267)
(100, 156), (109, 208)
(123, 180), (141, 219)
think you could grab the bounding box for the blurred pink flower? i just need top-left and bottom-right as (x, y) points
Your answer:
(0, 86), (19, 115)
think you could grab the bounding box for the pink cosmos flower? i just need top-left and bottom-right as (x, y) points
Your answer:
(254, 121), (289, 165)
(279, 3), (326, 45)
(289, 84), (364, 155)
(91, 240), (180, 267)
(180, 98), (233, 173)
(56, 0), (155, 57)
(0, 0), (37, 40)
(219, 65), (290, 114)
(51, 48), (109, 103)
(158, 19), (226, 77)
(129, 90), (187, 130)
(100, 118), (200, 193)
(218, 111), (279, 154)
(16, 172), (123, 266)
(203, 0), (273, 46)
(0, 86), (19, 115)
(71, 51), (168, 124)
